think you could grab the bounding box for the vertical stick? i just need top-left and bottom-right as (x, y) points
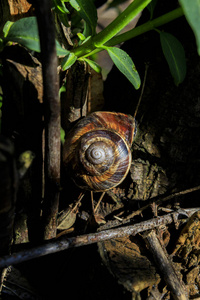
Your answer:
(144, 230), (188, 300)
(34, 0), (60, 239)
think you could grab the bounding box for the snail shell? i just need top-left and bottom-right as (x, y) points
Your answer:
(63, 111), (136, 192)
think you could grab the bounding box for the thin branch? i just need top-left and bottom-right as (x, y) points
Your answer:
(34, 0), (60, 239)
(144, 230), (188, 300)
(0, 208), (199, 269)
(124, 185), (200, 221)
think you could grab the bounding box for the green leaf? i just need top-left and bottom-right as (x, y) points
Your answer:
(52, 0), (70, 14)
(60, 127), (65, 144)
(4, 18), (40, 52)
(179, 0), (200, 55)
(83, 58), (101, 73)
(52, 0), (70, 27)
(69, 0), (97, 36)
(160, 32), (186, 85)
(3, 17), (69, 56)
(105, 46), (141, 89)
(58, 13), (70, 28)
(77, 32), (86, 41)
(62, 52), (77, 70)
(56, 41), (70, 56)
(3, 21), (14, 37)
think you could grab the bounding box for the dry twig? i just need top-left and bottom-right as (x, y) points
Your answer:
(124, 185), (200, 221)
(0, 208), (199, 269)
(144, 230), (188, 300)
(34, 0), (60, 239)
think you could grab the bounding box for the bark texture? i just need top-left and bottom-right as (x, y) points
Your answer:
(104, 1), (200, 205)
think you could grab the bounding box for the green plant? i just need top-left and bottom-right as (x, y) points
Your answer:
(1, 0), (200, 88)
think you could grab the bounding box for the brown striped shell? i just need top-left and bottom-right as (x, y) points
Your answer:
(63, 111), (136, 192)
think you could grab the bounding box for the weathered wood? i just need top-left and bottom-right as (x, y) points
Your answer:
(61, 61), (89, 133)
(104, 2), (200, 204)
(144, 230), (188, 300)
(1, 46), (43, 244)
(33, 0), (60, 240)
(0, 209), (198, 269)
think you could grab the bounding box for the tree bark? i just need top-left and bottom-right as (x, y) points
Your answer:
(104, 1), (200, 206)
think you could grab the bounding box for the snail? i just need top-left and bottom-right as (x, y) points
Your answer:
(63, 111), (136, 192)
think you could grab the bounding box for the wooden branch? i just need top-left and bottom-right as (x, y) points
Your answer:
(144, 230), (188, 300)
(34, 0), (60, 239)
(0, 209), (198, 269)
(124, 185), (200, 221)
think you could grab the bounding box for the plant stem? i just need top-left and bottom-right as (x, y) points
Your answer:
(93, 0), (152, 47)
(72, 7), (184, 59)
(72, 0), (151, 57)
(107, 6), (184, 46)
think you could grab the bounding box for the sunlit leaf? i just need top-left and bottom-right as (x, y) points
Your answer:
(3, 21), (14, 37)
(52, 0), (70, 27)
(60, 127), (65, 144)
(160, 31), (186, 85)
(77, 32), (86, 41)
(83, 58), (101, 73)
(52, 0), (69, 14)
(3, 17), (69, 56)
(105, 46), (141, 89)
(62, 52), (77, 70)
(179, 0), (200, 55)
(69, 0), (97, 36)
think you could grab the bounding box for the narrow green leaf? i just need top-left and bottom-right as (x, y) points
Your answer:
(179, 0), (200, 55)
(160, 32), (186, 85)
(52, 0), (70, 27)
(83, 58), (101, 73)
(56, 41), (70, 56)
(3, 21), (14, 37)
(52, 0), (70, 14)
(3, 17), (69, 56)
(60, 127), (65, 144)
(62, 52), (77, 70)
(69, 0), (97, 36)
(58, 13), (70, 28)
(105, 47), (141, 89)
(77, 32), (86, 41)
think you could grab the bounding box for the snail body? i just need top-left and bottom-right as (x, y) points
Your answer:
(63, 111), (136, 192)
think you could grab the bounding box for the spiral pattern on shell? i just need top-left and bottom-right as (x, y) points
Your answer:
(63, 111), (136, 192)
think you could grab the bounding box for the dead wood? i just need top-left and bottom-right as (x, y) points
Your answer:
(0, 209), (199, 269)
(33, 0), (60, 240)
(144, 230), (188, 300)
